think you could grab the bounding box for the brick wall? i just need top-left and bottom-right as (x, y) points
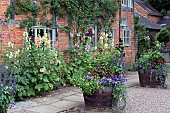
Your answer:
(1, 0), (135, 63)
(0, 0), (69, 52)
(148, 15), (161, 23)
(134, 3), (148, 17)
(112, 9), (135, 63)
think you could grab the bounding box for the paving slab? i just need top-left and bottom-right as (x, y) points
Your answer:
(50, 100), (83, 109)
(25, 105), (64, 113)
(62, 93), (84, 102)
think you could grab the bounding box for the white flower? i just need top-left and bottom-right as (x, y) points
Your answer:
(23, 32), (28, 37)
(8, 42), (14, 48)
(9, 52), (13, 58)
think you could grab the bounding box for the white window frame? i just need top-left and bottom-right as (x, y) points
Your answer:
(120, 19), (127, 26)
(85, 25), (98, 49)
(123, 29), (130, 46)
(128, 0), (133, 8)
(29, 26), (57, 50)
(121, 0), (127, 7)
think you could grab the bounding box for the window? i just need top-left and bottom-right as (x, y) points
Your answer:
(123, 30), (130, 46)
(128, 0), (133, 8)
(121, 0), (133, 8)
(84, 25), (98, 49)
(120, 19), (127, 26)
(28, 26), (58, 50)
(121, 0), (127, 7)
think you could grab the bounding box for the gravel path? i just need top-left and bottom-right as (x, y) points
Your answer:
(125, 86), (170, 113)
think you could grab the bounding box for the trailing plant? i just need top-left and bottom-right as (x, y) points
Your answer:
(4, 32), (67, 100)
(0, 65), (17, 113)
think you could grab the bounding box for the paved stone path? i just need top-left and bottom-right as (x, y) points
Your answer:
(8, 72), (170, 113)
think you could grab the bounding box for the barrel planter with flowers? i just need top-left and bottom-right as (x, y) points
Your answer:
(137, 51), (167, 87)
(67, 40), (127, 110)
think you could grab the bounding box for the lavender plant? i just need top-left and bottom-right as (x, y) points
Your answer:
(0, 65), (17, 113)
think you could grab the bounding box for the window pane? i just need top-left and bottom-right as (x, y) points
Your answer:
(127, 31), (130, 37)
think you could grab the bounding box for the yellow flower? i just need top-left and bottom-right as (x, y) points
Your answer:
(56, 59), (61, 64)
(42, 33), (48, 41)
(45, 40), (51, 48)
(35, 37), (42, 47)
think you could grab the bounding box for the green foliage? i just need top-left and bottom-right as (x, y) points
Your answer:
(156, 28), (170, 46)
(145, 0), (170, 16)
(6, 0), (40, 28)
(6, 0), (118, 32)
(0, 66), (17, 113)
(4, 32), (66, 100)
(134, 15), (150, 58)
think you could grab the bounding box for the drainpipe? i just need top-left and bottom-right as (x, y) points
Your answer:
(118, 0), (121, 44)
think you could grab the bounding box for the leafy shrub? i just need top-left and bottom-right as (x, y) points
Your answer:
(4, 32), (66, 100)
(156, 28), (170, 46)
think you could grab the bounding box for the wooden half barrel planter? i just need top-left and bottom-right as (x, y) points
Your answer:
(83, 87), (113, 108)
(138, 68), (165, 87)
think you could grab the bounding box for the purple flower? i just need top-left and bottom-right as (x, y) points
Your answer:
(103, 80), (107, 84)
(142, 67), (145, 70)
(123, 74), (126, 78)
(148, 66), (152, 69)
(98, 79), (102, 84)
(111, 76), (115, 80)
(7, 34), (11, 39)
(144, 61), (147, 64)
(87, 76), (91, 81)
(88, 72), (91, 75)
(118, 76), (122, 80)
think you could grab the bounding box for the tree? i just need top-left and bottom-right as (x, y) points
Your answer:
(145, 0), (170, 15)
(156, 28), (170, 46)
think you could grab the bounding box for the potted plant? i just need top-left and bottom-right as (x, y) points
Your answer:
(67, 40), (127, 110)
(0, 65), (17, 113)
(137, 50), (168, 87)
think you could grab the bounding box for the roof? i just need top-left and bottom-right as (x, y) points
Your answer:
(136, 13), (162, 30)
(157, 16), (170, 29)
(135, 0), (162, 16)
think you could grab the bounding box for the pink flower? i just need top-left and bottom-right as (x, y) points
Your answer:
(0, 34), (5, 38)
(78, 52), (82, 56)
(1, 17), (6, 22)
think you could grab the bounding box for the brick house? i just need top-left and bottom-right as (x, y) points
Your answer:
(134, 0), (162, 33)
(0, 0), (136, 63)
